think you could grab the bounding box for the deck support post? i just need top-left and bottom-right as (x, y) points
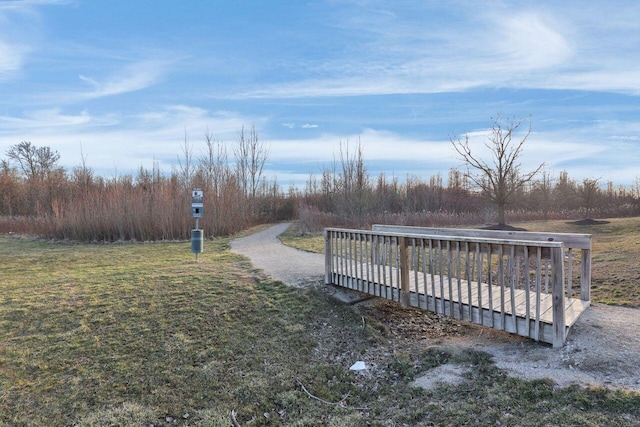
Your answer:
(581, 248), (591, 302)
(324, 229), (332, 285)
(399, 236), (410, 308)
(551, 246), (566, 348)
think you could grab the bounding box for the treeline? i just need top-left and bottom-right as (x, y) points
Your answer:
(0, 128), (292, 241)
(2, 136), (640, 241)
(295, 141), (640, 232)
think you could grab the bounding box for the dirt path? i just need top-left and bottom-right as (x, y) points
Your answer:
(231, 223), (640, 392)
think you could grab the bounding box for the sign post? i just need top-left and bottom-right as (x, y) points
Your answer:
(191, 188), (204, 261)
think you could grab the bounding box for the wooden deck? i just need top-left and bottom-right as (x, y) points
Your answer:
(329, 262), (589, 344)
(325, 226), (592, 348)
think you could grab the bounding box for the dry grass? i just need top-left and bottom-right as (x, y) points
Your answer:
(515, 217), (640, 306)
(1, 233), (640, 425)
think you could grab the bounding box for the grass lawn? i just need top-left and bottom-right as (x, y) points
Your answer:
(1, 231), (639, 425)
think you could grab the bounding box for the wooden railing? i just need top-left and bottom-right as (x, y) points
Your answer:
(324, 226), (592, 348)
(371, 225), (592, 302)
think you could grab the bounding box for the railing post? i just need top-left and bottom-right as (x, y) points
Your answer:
(551, 246), (566, 348)
(324, 229), (332, 285)
(581, 248), (591, 302)
(399, 236), (410, 308)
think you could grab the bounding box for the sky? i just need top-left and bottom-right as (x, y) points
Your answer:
(1, 0), (640, 188)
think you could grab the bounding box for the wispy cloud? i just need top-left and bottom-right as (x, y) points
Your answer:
(0, 104), (258, 174)
(78, 60), (167, 99)
(232, 2), (639, 99)
(268, 129), (453, 165)
(491, 11), (573, 71)
(281, 123), (319, 129)
(0, 40), (27, 78)
(0, 0), (42, 80)
(0, 0), (81, 88)
(7, 110), (92, 133)
(0, 0), (73, 11)
(1, 108), (91, 128)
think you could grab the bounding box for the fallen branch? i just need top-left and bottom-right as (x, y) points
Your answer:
(230, 410), (241, 427)
(295, 379), (369, 410)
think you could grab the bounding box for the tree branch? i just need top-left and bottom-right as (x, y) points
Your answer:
(296, 379), (369, 410)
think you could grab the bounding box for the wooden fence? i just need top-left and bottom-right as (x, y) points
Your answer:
(324, 226), (592, 348)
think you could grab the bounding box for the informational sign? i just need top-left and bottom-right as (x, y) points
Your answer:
(191, 188), (203, 218)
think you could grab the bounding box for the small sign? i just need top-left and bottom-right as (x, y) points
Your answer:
(192, 188), (203, 218)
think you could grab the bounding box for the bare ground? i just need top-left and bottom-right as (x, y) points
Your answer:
(231, 223), (640, 392)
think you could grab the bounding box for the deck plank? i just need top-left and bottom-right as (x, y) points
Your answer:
(330, 256), (589, 345)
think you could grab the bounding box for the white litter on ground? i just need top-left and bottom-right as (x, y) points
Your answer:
(349, 361), (367, 371)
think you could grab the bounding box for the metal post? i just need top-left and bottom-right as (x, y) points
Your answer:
(191, 188), (204, 262)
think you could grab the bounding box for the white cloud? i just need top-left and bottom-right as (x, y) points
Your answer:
(0, 40), (27, 78)
(0, 0), (73, 11)
(492, 11), (573, 71)
(0, 0), (76, 84)
(78, 60), (167, 99)
(232, 3), (640, 99)
(0, 108), (118, 131)
(0, 105), (262, 176)
(0, 0), (39, 80)
(267, 128), (454, 165)
(24, 108), (92, 126)
(301, 124), (318, 128)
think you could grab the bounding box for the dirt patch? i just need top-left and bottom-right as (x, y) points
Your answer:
(411, 363), (470, 390)
(481, 223), (528, 231)
(568, 218), (611, 226)
(358, 299), (469, 341)
(232, 223), (640, 392)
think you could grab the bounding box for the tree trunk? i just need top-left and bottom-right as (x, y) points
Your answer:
(498, 204), (506, 225)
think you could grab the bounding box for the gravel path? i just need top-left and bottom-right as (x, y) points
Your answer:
(474, 304), (640, 391)
(231, 223), (640, 392)
(231, 222), (325, 288)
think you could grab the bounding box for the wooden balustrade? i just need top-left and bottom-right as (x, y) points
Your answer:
(324, 226), (592, 348)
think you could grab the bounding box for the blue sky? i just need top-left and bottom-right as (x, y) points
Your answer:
(1, 0), (639, 187)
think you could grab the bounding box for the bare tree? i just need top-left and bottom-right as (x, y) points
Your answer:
(577, 178), (601, 219)
(632, 177), (640, 214)
(234, 125), (269, 198)
(6, 141), (61, 181)
(552, 170), (579, 211)
(198, 130), (230, 195)
(73, 143), (93, 193)
(529, 168), (554, 219)
(336, 139), (370, 227)
(177, 129), (195, 188)
(450, 115), (544, 225)
(0, 159), (19, 215)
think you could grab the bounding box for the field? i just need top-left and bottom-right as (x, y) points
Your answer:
(1, 220), (640, 425)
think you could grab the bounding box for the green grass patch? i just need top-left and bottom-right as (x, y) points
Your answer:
(1, 234), (640, 425)
(278, 222), (325, 254)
